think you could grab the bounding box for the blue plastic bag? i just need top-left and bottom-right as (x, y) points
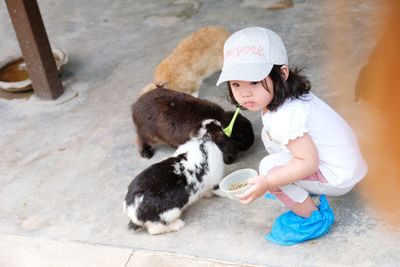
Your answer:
(266, 195), (334, 246)
(264, 192), (277, 200)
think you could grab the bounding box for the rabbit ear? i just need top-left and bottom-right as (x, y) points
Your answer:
(215, 135), (238, 164)
(207, 122), (239, 163)
(189, 121), (203, 138)
(155, 81), (167, 88)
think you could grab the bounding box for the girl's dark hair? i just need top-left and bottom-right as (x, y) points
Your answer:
(227, 65), (311, 111)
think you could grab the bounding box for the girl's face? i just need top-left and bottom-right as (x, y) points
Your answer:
(229, 77), (274, 113)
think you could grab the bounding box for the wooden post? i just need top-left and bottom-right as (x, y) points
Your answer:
(5, 0), (64, 100)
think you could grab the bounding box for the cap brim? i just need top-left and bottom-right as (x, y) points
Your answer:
(216, 63), (273, 86)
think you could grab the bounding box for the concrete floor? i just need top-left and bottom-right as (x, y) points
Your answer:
(1, 0), (399, 266)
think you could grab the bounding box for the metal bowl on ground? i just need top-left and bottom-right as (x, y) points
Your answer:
(0, 48), (68, 93)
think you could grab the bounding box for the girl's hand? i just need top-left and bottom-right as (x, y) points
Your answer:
(236, 175), (269, 204)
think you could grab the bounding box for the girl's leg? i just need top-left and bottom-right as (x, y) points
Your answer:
(269, 186), (317, 217)
(270, 169), (351, 218)
(259, 152), (342, 217)
(288, 195), (317, 218)
(260, 152), (314, 216)
(260, 154), (335, 245)
(286, 169), (325, 217)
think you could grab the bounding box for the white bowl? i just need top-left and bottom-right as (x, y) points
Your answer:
(219, 168), (258, 200)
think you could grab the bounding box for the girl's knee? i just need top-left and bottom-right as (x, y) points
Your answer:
(259, 152), (292, 175)
(269, 188), (298, 207)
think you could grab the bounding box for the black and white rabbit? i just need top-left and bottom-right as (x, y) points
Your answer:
(123, 119), (232, 235)
(131, 88), (255, 164)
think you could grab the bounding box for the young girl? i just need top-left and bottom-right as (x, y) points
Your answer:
(216, 27), (367, 245)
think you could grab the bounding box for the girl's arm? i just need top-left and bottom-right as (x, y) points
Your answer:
(237, 133), (319, 204)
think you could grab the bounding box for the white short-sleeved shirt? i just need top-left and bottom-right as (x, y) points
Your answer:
(261, 93), (367, 188)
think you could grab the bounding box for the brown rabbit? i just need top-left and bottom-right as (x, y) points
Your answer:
(140, 26), (231, 97)
(131, 88), (255, 164)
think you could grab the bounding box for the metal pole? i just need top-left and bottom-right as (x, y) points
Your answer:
(5, 0), (64, 100)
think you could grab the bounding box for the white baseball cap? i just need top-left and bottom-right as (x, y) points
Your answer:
(216, 27), (288, 86)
